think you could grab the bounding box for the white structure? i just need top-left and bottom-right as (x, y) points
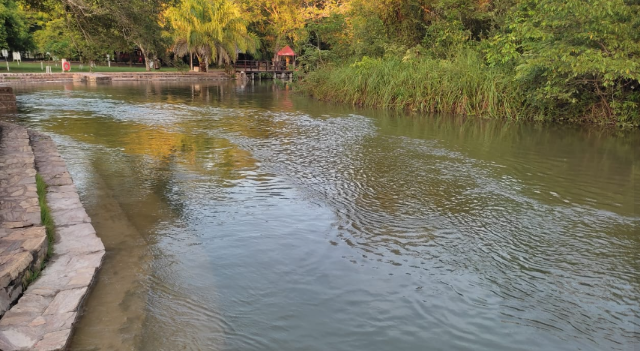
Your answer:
(61, 59), (71, 72)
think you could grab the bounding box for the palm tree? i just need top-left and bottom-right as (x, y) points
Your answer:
(165, 0), (258, 72)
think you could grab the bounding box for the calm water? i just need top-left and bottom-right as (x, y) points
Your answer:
(6, 81), (640, 350)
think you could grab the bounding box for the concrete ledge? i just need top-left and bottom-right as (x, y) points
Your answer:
(0, 127), (105, 350)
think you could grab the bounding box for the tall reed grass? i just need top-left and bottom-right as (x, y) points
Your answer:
(298, 52), (530, 120)
(36, 173), (55, 259)
(23, 174), (55, 289)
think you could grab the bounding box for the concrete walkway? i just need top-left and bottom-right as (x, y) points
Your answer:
(0, 123), (105, 350)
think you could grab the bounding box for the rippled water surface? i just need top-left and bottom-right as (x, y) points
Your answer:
(7, 81), (640, 350)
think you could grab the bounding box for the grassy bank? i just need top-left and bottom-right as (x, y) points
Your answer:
(299, 53), (528, 120)
(22, 174), (54, 288)
(298, 52), (639, 127)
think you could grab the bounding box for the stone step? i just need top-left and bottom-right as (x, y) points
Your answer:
(0, 95), (16, 102)
(0, 129), (104, 351)
(0, 122), (46, 322)
(72, 74), (112, 83)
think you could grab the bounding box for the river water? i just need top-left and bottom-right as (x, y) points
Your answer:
(6, 81), (639, 350)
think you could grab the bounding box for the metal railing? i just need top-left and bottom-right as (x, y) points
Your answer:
(234, 60), (292, 72)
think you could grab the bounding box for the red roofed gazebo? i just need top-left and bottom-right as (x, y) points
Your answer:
(277, 46), (296, 68)
(277, 46), (296, 57)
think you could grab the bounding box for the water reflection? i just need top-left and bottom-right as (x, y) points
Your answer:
(7, 81), (640, 351)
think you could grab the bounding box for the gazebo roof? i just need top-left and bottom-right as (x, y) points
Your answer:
(277, 46), (296, 56)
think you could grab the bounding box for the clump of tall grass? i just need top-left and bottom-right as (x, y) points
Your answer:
(36, 173), (55, 259)
(23, 174), (55, 289)
(298, 51), (529, 120)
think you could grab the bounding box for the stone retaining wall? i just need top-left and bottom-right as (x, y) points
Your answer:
(0, 71), (229, 84)
(0, 87), (17, 111)
(0, 124), (105, 350)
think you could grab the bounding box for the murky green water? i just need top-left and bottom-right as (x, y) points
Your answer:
(6, 81), (640, 350)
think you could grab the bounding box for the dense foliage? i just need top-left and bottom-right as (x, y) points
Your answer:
(487, 0), (640, 124)
(165, 0), (258, 71)
(0, 0), (32, 51)
(297, 0), (640, 126)
(1, 0), (638, 125)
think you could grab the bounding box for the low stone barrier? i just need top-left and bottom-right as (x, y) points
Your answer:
(0, 124), (105, 350)
(72, 73), (112, 83)
(0, 71), (229, 83)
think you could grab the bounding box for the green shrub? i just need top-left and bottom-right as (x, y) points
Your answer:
(486, 0), (640, 126)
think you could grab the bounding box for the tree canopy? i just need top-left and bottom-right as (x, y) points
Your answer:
(165, 0), (257, 70)
(0, 0), (33, 51)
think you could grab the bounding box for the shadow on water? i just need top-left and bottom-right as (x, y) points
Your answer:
(5, 80), (640, 351)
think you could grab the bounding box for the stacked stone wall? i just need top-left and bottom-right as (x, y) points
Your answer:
(0, 87), (17, 111)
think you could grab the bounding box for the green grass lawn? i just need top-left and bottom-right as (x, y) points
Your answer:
(0, 61), (181, 73)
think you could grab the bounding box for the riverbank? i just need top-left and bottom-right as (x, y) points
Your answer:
(0, 71), (230, 84)
(0, 122), (104, 350)
(297, 53), (640, 128)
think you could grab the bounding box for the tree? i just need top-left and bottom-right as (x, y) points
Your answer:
(488, 0), (640, 124)
(26, 0), (170, 70)
(238, 0), (306, 58)
(108, 0), (170, 71)
(165, 0), (258, 72)
(27, 0), (126, 65)
(0, 0), (33, 51)
(33, 16), (79, 59)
